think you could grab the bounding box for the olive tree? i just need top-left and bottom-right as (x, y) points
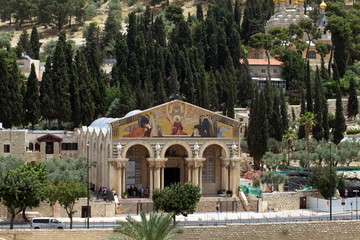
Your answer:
(152, 183), (201, 223)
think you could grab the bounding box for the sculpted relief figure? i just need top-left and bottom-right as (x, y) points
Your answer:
(194, 142), (200, 158)
(155, 143), (161, 158)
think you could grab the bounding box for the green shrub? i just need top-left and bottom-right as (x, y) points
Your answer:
(346, 129), (360, 135)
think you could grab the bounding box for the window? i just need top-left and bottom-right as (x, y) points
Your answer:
(71, 143), (78, 150)
(4, 144), (10, 153)
(29, 143), (34, 151)
(239, 118), (244, 122)
(273, 68), (279, 74)
(261, 69), (267, 73)
(35, 143), (40, 151)
(202, 148), (215, 182)
(126, 146), (141, 187)
(308, 51), (316, 59)
(61, 143), (78, 151)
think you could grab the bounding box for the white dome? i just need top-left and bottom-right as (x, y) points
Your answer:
(124, 110), (142, 117)
(89, 117), (118, 129)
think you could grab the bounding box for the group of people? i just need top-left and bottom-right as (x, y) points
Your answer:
(96, 186), (115, 201)
(127, 186), (149, 198)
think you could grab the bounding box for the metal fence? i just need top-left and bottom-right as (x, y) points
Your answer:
(0, 212), (359, 230)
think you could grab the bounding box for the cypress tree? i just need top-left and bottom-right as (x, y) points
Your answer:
(234, 0), (241, 27)
(305, 61), (313, 112)
(24, 64), (40, 129)
(271, 92), (283, 142)
(298, 89), (306, 139)
(312, 67), (324, 141)
(347, 76), (359, 121)
(39, 57), (55, 127)
(85, 23), (106, 117)
(153, 17), (166, 47)
(112, 33), (129, 86)
(101, 12), (121, 55)
(21, 83), (27, 128)
(238, 59), (254, 107)
(52, 32), (71, 127)
(168, 64), (181, 100)
(249, 91), (269, 170)
(106, 78), (136, 117)
(0, 51), (12, 128)
(29, 26), (41, 60)
(16, 30), (30, 57)
(323, 97), (330, 141)
(127, 12), (138, 53)
(69, 61), (81, 127)
(333, 87), (347, 145)
(7, 52), (24, 127)
(207, 71), (219, 111)
(153, 48), (167, 104)
(76, 51), (96, 126)
(280, 90), (288, 131)
(196, 4), (204, 21)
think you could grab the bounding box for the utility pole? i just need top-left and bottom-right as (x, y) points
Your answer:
(329, 142), (332, 221)
(87, 143), (90, 229)
(354, 190), (359, 220)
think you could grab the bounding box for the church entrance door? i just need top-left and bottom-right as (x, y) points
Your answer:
(164, 168), (180, 187)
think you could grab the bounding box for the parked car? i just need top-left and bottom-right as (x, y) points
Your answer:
(31, 217), (66, 229)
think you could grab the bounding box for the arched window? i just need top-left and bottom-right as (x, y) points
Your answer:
(202, 148), (215, 182)
(29, 143), (34, 151)
(35, 143), (40, 151)
(308, 51), (317, 59)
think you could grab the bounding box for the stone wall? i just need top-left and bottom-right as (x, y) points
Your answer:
(289, 97), (360, 120)
(261, 190), (322, 211)
(0, 198), (116, 220)
(2, 221), (360, 240)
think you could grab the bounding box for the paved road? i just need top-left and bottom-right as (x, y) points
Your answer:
(1, 211), (359, 230)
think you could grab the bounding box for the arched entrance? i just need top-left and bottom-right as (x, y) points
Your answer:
(164, 144), (189, 187)
(125, 145), (151, 198)
(201, 144), (225, 196)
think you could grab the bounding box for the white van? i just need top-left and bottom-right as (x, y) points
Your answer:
(31, 217), (66, 229)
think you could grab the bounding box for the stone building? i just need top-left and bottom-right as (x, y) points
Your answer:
(0, 130), (79, 162)
(78, 100), (245, 199)
(249, 0), (331, 69)
(240, 59), (286, 91)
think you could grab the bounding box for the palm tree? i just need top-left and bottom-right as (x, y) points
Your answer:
(298, 112), (317, 142)
(110, 212), (183, 240)
(298, 112), (317, 170)
(283, 129), (297, 165)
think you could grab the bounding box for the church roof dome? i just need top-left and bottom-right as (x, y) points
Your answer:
(320, 0), (327, 9)
(89, 117), (118, 129)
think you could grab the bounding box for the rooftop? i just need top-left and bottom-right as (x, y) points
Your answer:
(240, 59), (283, 66)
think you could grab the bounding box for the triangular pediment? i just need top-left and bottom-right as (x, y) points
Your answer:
(37, 133), (63, 142)
(110, 100), (240, 139)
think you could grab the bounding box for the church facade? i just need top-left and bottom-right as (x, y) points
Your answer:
(78, 100), (245, 199)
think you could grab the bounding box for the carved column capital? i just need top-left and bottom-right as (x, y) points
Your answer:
(193, 158), (206, 168)
(109, 158), (129, 169)
(229, 157), (242, 169)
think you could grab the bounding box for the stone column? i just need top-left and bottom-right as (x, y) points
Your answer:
(185, 158), (193, 183)
(221, 159), (230, 191)
(230, 157), (242, 197)
(152, 158), (167, 190)
(161, 166), (165, 189)
(147, 158), (156, 198)
(193, 158), (205, 188)
(114, 158), (128, 199)
(116, 163), (122, 199)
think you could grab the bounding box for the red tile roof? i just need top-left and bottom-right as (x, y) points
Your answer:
(240, 59), (283, 66)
